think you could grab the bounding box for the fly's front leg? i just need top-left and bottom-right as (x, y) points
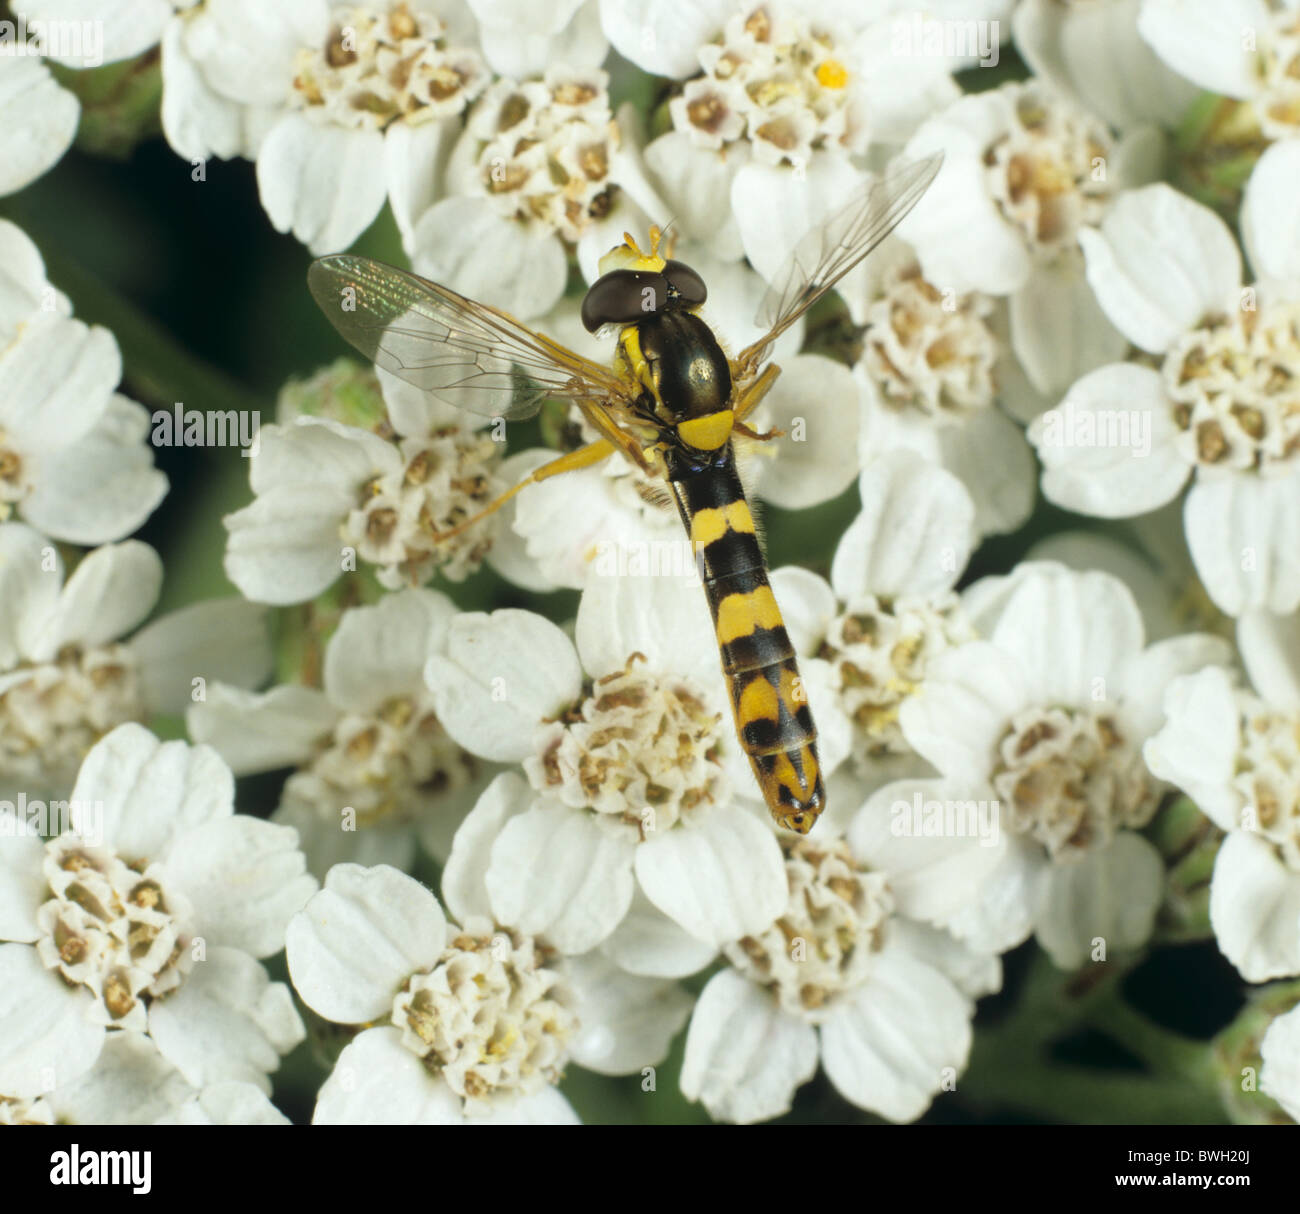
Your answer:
(576, 400), (659, 474)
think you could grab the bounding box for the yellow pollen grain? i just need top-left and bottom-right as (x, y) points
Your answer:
(816, 59), (848, 89)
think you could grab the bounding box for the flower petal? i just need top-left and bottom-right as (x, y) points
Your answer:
(1029, 362), (1190, 517)
(441, 771), (534, 925)
(850, 779), (1005, 926)
(732, 156), (865, 283)
(411, 196), (566, 320)
(598, 0), (732, 78)
(1184, 469), (1300, 616)
(755, 355), (860, 510)
(1243, 138), (1300, 284)
(0, 943), (103, 1097)
(819, 943), (970, 1122)
(634, 804), (787, 946)
(426, 609), (582, 762)
(148, 946), (304, 1091)
(1079, 184), (1241, 353)
(598, 888), (717, 978)
(1034, 832), (1164, 968)
(35, 539), (162, 658)
(186, 683), (335, 774)
(986, 563), (1145, 704)
(286, 863), (447, 1023)
(0, 314), (119, 449)
(324, 587), (453, 712)
(0, 58), (79, 196)
(71, 724), (235, 863)
(831, 452), (973, 601)
(256, 117), (388, 254)
(899, 641), (1028, 783)
(680, 969), (818, 1124)
(128, 597), (273, 717)
(1209, 831), (1300, 981)
(1142, 667), (1242, 832)
(484, 801), (637, 953)
(1237, 608), (1300, 714)
(162, 816), (316, 958)
(313, 1027), (464, 1124)
(565, 950), (694, 1074)
(1136, 0), (1271, 99)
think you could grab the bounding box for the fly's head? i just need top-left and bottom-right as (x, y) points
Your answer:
(581, 227), (707, 334)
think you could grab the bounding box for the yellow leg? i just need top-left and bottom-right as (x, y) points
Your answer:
(431, 438), (615, 541)
(577, 401), (658, 473)
(732, 363), (782, 425)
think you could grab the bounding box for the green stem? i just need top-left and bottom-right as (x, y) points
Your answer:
(964, 952), (1228, 1124)
(1084, 987), (1217, 1084)
(965, 1047), (1225, 1125)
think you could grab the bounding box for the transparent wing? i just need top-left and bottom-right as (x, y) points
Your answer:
(307, 255), (634, 420)
(735, 154), (943, 374)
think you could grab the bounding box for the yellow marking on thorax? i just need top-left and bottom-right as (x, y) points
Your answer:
(716, 585), (784, 642)
(678, 410), (734, 451)
(618, 326), (659, 403)
(690, 499), (756, 550)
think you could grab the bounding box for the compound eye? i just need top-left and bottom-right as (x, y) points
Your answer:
(581, 270), (668, 332)
(663, 260), (706, 306)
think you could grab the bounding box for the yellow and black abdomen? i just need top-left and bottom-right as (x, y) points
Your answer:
(670, 457), (825, 834)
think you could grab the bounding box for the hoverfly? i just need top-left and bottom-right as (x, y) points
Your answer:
(308, 154), (942, 834)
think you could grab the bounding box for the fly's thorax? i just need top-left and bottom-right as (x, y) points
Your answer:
(614, 312), (735, 467)
(635, 311), (732, 420)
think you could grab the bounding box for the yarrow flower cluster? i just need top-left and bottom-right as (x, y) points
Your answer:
(668, 3), (866, 166)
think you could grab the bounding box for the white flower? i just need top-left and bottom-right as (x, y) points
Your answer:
(0, 723), (315, 1099)
(1261, 1001), (1300, 1122)
(410, 64), (659, 319)
(0, 223), (168, 544)
(1029, 182), (1300, 616)
(0, 522), (271, 798)
(622, 1), (961, 269)
(81, 0), (492, 254)
(897, 78), (1152, 392)
(0, 1032), (288, 1125)
(1138, 0), (1300, 141)
(680, 823), (1000, 1123)
(189, 588), (491, 876)
(1013, 0), (1198, 131)
(287, 862), (690, 1122)
(841, 231), (1036, 537)
(469, 0), (608, 78)
(0, 57), (80, 196)
(15, 0), (192, 67)
(1145, 609), (1300, 980)
(224, 364), (513, 603)
(770, 452), (977, 821)
(1023, 504), (1232, 644)
(429, 571), (813, 953)
(896, 561), (1232, 966)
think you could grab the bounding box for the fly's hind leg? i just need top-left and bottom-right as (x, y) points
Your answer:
(429, 438), (616, 541)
